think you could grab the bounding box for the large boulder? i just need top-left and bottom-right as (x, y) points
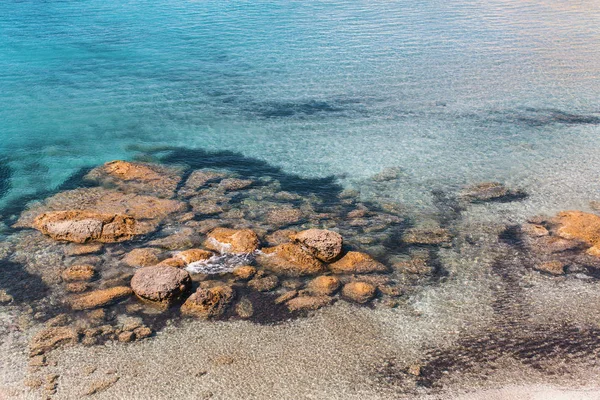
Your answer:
(329, 251), (388, 274)
(290, 229), (343, 262)
(85, 160), (182, 198)
(257, 243), (325, 276)
(204, 228), (260, 254)
(32, 211), (137, 243)
(130, 266), (191, 305)
(180, 286), (234, 319)
(69, 287), (133, 310)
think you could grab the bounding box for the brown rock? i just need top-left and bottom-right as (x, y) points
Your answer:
(205, 228), (260, 254)
(521, 223), (549, 237)
(460, 182), (523, 202)
(264, 229), (298, 246)
(148, 228), (199, 250)
(402, 228), (452, 245)
(275, 290), (298, 304)
(85, 376), (119, 396)
(85, 160), (181, 198)
(181, 286), (234, 319)
(219, 178), (253, 191)
(133, 326), (153, 339)
(156, 257), (187, 268)
(342, 281), (376, 303)
(286, 295), (332, 311)
(290, 229), (343, 262)
(122, 248), (161, 267)
(393, 258), (433, 275)
(64, 243), (103, 256)
(0, 289), (14, 304)
(61, 265), (95, 282)
(232, 266), (256, 280)
(258, 243), (325, 276)
(117, 331), (135, 343)
(175, 249), (214, 264)
(235, 297), (254, 319)
(70, 287), (133, 310)
(307, 276), (340, 296)
(30, 326), (79, 355)
(553, 211), (600, 248)
(329, 251), (388, 274)
(248, 275), (279, 292)
(131, 266), (191, 304)
(180, 170), (228, 196)
(32, 211), (138, 243)
(65, 282), (90, 293)
(534, 261), (565, 275)
(265, 206), (302, 226)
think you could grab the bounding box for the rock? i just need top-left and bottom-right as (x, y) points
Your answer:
(264, 229), (298, 246)
(402, 227), (452, 246)
(85, 376), (119, 396)
(181, 286), (234, 319)
(32, 211), (138, 243)
(407, 364), (422, 376)
(175, 249), (214, 264)
(329, 251), (388, 274)
(534, 261), (566, 275)
(65, 282), (90, 293)
(69, 287), (133, 310)
(286, 295), (332, 311)
(61, 265), (95, 282)
(30, 326), (79, 355)
(29, 355), (47, 367)
(85, 160), (181, 198)
(122, 248), (162, 267)
(219, 178), (253, 191)
(460, 182), (524, 202)
(45, 314), (71, 327)
(131, 266), (191, 305)
(275, 290), (298, 304)
(290, 229), (343, 262)
(307, 276), (340, 296)
(393, 258), (433, 275)
(587, 246), (600, 257)
(205, 228), (260, 254)
(189, 197), (225, 216)
(258, 243), (325, 276)
(232, 266), (256, 280)
(64, 243), (103, 256)
(521, 223), (549, 237)
(180, 170), (228, 196)
(117, 331), (135, 343)
(553, 211), (600, 248)
(342, 282), (376, 303)
(248, 275), (279, 292)
(528, 235), (584, 254)
(156, 257), (187, 268)
(371, 167), (403, 182)
(133, 326), (152, 339)
(265, 206), (303, 226)
(235, 297), (254, 319)
(148, 228), (199, 250)
(0, 289), (14, 304)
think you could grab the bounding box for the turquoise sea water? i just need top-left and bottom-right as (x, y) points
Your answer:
(1, 0), (600, 218)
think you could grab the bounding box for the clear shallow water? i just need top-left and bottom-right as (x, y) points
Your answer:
(1, 0), (600, 218)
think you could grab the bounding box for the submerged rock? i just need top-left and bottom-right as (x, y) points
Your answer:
(258, 243), (325, 276)
(534, 261), (565, 275)
(32, 211), (138, 243)
(402, 227), (452, 246)
(85, 160), (182, 198)
(553, 211), (600, 248)
(175, 249), (214, 264)
(460, 182), (524, 203)
(307, 275), (340, 296)
(64, 243), (103, 256)
(179, 169), (228, 197)
(286, 295), (332, 311)
(181, 286), (234, 319)
(61, 265), (96, 282)
(69, 287), (133, 310)
(122, 248), (162, 267)
(247, 275), (279, 292)
(232, 265), (256, 280)
(342, 281), (376, 303)
(329, 251), (388, 274)
(218, 178), (253, 191)
(205, 228), (260, 254)
(30, 326), (79, 355)
(290, 229), (343, 262)
(265, 206), (303, 226)
(130, 266), (191, 305)
(148, 228), (200, 250)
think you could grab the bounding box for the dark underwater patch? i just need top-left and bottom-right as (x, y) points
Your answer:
(0, 158), (11, 200)
(0, 260), (49, 303)
(486, 107), (600, 127)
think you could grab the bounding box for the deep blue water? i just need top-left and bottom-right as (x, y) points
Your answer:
(1, 0), (600, 218)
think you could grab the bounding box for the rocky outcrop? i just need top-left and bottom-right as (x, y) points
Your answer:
(122, 248), (162, 267)
(69, 287), (133, 310)
(204, 228), (260, 254)
(329, 251), (388, 274)
(290, 229), (343, 262)
(552, 211), (600, 247)
(85, 160), (182, 198)
(342, 281), (376, 303)
(257, 243), (325, 276)
(307, 276), (340, 296)
(180, 286), (234, 319)
(130, 266), (191, 305)
(460, 182), (524, 203)
(32, 211), (138, 243)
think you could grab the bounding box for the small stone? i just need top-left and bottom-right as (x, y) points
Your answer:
(61, 265), (95, 282)
(534, 261), (565, 276)
(24, 377), (43, 389)
(117, 331), (135, 343)
(236, 297), (254, 319)
(232, 266), (256, 280)
(85, 376), (119, 396)
(0, 289), (14, 304)
(275, 291), (298, 304)
(181, 286), (235, 319)
(407, 364), (422, 376)
(286, 295), (332, 311)
(122, 248), (162, 267)
(281, 280), (303, 290)
(69, 287), (133, 310)
(131, 265), (191, 305)
(342, 282), (376, 303)
(133, 326), (153, 340)
(264, 229), (298, 246)
(307, 276), (340, 296)
(248, 275), (279, 292)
